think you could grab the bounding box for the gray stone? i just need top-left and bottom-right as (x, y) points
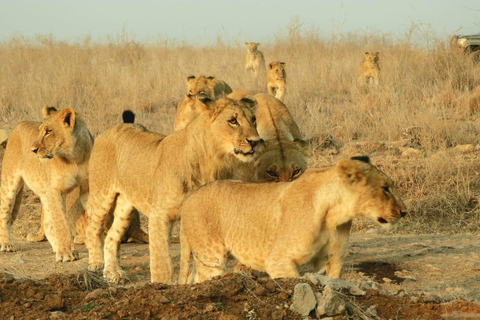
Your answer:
(315, 284), (346, 317)
(310, 274), (365, 295)
(290, 283), (317, 317)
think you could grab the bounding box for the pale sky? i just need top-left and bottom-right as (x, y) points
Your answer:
(1, 0), (479, 44)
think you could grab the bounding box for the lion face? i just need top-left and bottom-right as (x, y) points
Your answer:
(245, 42), (260, 53)
(254, 139), (310, 182)
(268, 62), (286, 80)
(364, 52), (379, 65)
(31, 107), (76, 160)
(207, 97), (261, 163)
(186, 76), (216, 99)
(337, 157), (407, 228)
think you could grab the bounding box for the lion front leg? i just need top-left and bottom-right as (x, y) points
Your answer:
(42, 191), (78, 262)
(324, 221), (352, 278)
(275, 85), (286, 102)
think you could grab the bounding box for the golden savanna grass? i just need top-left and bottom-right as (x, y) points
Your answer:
(1, 23), (480, 234)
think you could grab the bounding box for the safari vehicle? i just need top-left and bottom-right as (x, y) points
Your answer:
(455, 33), (480, 53)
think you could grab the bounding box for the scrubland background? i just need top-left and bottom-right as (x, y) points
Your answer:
(2, 22), (480, 234)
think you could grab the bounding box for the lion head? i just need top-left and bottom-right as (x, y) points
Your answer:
(337, 156), (407, 228)
(203, 97), (261, 163)
(254, 138), (310, 182)
(364, 52), (379, 65)
(268, 61), (286, 80)
(186, 75), (217, 99)
(31, 107), (79, 160)
(245, 42), (260, 53)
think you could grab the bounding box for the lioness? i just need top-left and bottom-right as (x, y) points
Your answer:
(245, 42), (266, 78)
(174, 95), (216, 132)
(228, 91), (309, 182)
(86, 97), (260, 283)
(25, 111), (149, 245)
(185, 75), (232, 100)
(358, 52), (380, 86)
(179, 156), (407, 284)
(0, 107), (93, 261)
(267, 61), (287, 101)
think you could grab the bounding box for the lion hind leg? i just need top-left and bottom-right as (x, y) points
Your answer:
(0, 175), (24, 252)
(86, 190), (117, 271)
(103, 194), (133, 283)
(124, 209), (148, 244)
(27, 209), (46, 242)
(192, 246), (227, 284)
(265, 255), (299, 279)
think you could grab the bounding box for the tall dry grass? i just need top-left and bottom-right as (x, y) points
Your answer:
(1, 24), (480, 234)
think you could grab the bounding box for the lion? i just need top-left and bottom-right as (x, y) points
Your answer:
(86, 97), (260, 284)
(174, 95), (216, 132)
(25, 111), (150, 246)
(228, 91), (310, 182)
(185, 75), (232, 100)
(358, 52), (380, 86)
(0, 107), (93, 262)
(245, 42), (266, 79)
(267, 61), (287, 101)
(179, 156), (407, 284)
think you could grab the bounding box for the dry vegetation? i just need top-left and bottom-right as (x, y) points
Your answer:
(2, 23), (480, 234)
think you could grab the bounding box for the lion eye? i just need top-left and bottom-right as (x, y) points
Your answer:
(382, 186), (390, 195)
(252, 116), (256, 125)
(267, 170), (278, 178)
(292, 169), (301, 178)
(45, 129), (52, 136)
(228, 118), (238, 126)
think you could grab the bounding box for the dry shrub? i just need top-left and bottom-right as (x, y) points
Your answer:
(1, 22), (480, 234)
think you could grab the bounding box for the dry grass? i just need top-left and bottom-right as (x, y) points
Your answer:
(1, 23), (480, 234)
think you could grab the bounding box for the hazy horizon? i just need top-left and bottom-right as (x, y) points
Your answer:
(1, 0), (479, 45)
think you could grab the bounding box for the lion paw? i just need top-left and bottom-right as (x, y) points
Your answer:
(104, 267), (125, 283)
(26, 232), (46, 242)
(88, 261), (104, 271)
(55, 249), (79, 262)
(0, 243), (15, 252)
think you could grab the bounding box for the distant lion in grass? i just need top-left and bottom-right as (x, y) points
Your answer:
(179, 156), (407, 284)
(245, 42), (266, 79)
(267, 61), (287, 101)
(358, 52), (380, 86)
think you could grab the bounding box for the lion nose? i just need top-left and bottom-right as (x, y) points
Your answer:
(31, 147), (39, 154)
(247, 138), (260, 149)
(400, 211), (407, 217)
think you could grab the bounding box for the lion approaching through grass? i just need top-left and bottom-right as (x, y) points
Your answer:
(86, 97), (260, 284)
(0, 107), (93, 262)
(179, 156), (407, 284)
(358, 52), (380, 86)
(245, 42), (266, 79)
(267, 61), (287, 101)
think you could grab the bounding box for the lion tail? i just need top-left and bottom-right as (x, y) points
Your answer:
(178, 222), (194, 284)
(122, 110), (135, 124)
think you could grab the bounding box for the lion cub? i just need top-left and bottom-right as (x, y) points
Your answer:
(179, 156), (407, 283)
(267, 61), (287, 101)
(359, 52), (380, 86)
(245, 42), (266, 78)
(0, 107), (93, 262)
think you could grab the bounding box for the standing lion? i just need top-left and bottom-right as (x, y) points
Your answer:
(358, 52), (380, 86)
(267, 61), (287, 101)
(245, 42), (266, 79)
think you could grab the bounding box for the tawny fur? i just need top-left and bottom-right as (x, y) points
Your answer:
(86, 97), (260, 283)
(245, 42), (266, 79)
(228, 91), (310, 182)
(179, 158), (407, 284)
(0, 107), (93, 262)
(267, 61), (287, 101)
(358, 52), (380, 86)
(185, 75), (232, 100)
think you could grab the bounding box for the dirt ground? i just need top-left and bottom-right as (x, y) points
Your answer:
(2, 149), (480, 319)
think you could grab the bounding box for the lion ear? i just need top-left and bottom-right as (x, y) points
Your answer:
(280, 62), (286, 66)
(337, 159), (366, 185)
(350, 155), (371, 164)
(240, 97), (258, 112)
(186, 75), (196, 84)
(207, 76), (216, 83)
(269, 62), (274, 69)
(364, 52), (369, 56)
(42, 106), (58, 119)
(375, 52), (380, 56)
(57, 108), (76, 130)
(294, 139), (312, 158)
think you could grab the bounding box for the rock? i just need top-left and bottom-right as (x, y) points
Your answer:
(401, 147), (425, 158)
(49, 311), (67, 319)
(359, 279), (379, 290)
(84, 288), (104, 301)
(0, 273), (14, 284)
(289, 283), (317, 317)
(315, 284), (346, 317)
(308, 274), (365, 295)
(423, 293), (442, 303)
